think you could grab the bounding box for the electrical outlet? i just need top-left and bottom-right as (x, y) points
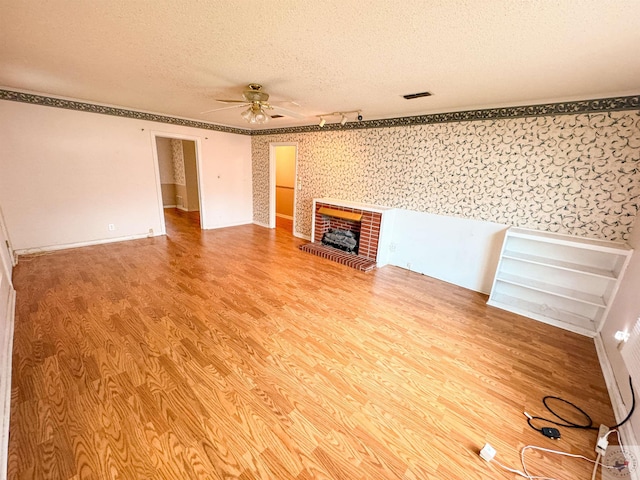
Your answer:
(108, 224), (115, 231)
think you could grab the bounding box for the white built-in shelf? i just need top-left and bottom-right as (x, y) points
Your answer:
(495, 274), (606, 307)
(488, 227), (632, 337)
(489, 293), (597, 336)
(501, 250), (617, 279)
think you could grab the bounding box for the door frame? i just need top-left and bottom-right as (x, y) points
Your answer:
(0, 206), (14, 277)
(151, 131), (205, 233)
(269, 143), (298, 232)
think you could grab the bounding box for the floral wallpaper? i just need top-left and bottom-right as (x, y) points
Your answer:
(252, 111), (640, 242)
(170, 139), (186, 186)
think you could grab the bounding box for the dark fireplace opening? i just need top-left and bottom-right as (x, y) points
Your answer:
(321, 228), (359, 254)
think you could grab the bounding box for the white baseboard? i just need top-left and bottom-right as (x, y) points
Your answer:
(253, 221), (271, 229)
(163, 204), (177, 209)
(176, 206), (188, 212)
(293, 231), (311, 241)
(276, 213), (294, 220)
(595, 334), (640, 480)
(0, 288), (16, 480)
(14, 232), (155, 258)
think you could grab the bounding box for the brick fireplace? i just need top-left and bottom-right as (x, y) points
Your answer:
(300, 199), (392, 271)
(313, 203), (381, 260)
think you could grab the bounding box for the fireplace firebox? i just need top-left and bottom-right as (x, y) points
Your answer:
(321, 228), (359, 254)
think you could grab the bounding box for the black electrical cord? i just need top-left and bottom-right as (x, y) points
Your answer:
(527, 396), (598, 434)
(526, 376), (635, 436)
(609, 376), (635, 430)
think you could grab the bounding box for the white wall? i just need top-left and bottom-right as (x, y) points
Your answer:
(600, 214), (640, 441)
(389, 210), (506, 293)
(0, 101), (252, 252)
(200, 130), (253, 229)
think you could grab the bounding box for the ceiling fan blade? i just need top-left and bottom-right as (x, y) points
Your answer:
(215, 99), (250, 104)
(200, 104), (247, 114)
(271, 105), (305, 119)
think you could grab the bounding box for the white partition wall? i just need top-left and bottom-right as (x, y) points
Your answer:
(388, 210), (506, 294)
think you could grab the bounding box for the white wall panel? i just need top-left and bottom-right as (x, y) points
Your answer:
(389, 210), (506, 293)
(0, 101), (252, 251)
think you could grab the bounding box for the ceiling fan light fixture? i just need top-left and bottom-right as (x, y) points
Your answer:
(240, 107), (253, 121)
(240, 104), (269, 124)
(253, 108), (269, 124)
(214, 84), (302, 124)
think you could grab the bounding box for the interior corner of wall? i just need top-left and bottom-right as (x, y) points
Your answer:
(629, 214), (640, 248)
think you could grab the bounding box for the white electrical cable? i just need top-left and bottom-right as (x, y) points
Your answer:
(491, 444), (619, 480)
(591, 453), (601, 480)
(493, 459), (555, 480)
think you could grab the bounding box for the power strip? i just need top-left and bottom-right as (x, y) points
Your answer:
(596, 424), (610, 456)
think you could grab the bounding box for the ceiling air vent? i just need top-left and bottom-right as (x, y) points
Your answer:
(402, 91), (432, 100)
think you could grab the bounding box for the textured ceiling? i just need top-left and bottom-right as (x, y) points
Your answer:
(1, 0), (639, 130)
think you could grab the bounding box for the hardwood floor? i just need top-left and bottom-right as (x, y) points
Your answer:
(276, 216), (293, 233)
(9, 209), (615, 479)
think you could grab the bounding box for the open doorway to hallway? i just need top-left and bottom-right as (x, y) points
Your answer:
(273, 144), (297, 234)
(155, 136), (202, 233)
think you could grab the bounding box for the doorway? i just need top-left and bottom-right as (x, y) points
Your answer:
(270, 144), (298, 234)
(153, 135), (203, 234)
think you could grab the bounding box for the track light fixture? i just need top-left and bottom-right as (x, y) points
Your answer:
(315, 110), (362, 127)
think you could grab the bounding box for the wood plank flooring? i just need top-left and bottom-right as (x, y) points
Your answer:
(275, 216), (293, 233)
(9, 208), (615, 479)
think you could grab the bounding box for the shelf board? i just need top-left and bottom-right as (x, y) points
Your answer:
(502, 250), (617, 279)
(495, 273), (606, 307)
(488, 293), (597, 337)
(507, 227), (632, 254)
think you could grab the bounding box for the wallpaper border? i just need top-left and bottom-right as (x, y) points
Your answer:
(1, 88), (638, 135)
(0, 89), (251, 135)
(254, 95), (640, 135)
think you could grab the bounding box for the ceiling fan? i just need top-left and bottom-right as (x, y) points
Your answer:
(201, 84), (304, 124)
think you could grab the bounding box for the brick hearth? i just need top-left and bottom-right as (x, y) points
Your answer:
(298, 243), (377, 272)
